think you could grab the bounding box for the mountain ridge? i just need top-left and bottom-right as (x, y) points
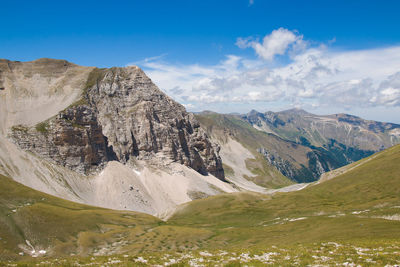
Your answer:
(240, 108), (400, 151)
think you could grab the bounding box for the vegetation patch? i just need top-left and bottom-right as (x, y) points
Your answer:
(11, 124), (28, 133)
(35, 121), (49, 133)
(187, 190), (210, 200)
(85, 68), (107, 92)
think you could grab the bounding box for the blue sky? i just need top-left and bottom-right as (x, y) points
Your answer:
(2, 0), (400, 122)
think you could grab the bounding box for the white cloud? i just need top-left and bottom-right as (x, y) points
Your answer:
(131, 28), (400, 121)
(249, 0), (254, 6)
(237, 28), (304, 60)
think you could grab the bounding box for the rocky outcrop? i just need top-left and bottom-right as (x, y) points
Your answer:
(10, 106), (117, 174)
(9, 64), (225, 180)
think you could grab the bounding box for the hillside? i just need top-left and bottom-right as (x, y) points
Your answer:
(0, 173), (231, 261)
(169, 144), (400, 245)
(1, 144), (399, 265)
(0, 173), (160, 260)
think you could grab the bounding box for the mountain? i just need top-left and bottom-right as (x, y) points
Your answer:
(239, 108), (400, 181)
(196, 112), (314, 185)
(243, 108), (400, 151)
(3, 59), (224, 179)
(196, 111), (372, 183)
(0, 59), (236, 216)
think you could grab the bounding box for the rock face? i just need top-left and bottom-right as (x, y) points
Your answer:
(10, 106), (117, 174)
(10, 65), (225, 180)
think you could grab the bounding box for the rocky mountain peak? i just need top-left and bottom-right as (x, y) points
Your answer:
(9, 61), (225, 180)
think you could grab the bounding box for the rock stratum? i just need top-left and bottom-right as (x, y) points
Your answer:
(0, 58), (233, 216)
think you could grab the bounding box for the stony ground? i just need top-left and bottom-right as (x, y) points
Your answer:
(2, 242), (400, 266)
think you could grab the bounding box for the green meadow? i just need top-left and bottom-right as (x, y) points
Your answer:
(1, 145), (400, 266)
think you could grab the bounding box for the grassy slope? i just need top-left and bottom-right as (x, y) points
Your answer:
(0, 174), (161, 260)
(0, 175), (219, 261)
(169, 144), (400, 247)
(196, 113), (294, 188)
(0, 145), (400, 264)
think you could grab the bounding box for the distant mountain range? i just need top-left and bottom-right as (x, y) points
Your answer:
(197, 108), (400, 183)
(242, 108), (400, 151)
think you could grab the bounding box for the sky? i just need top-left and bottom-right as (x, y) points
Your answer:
(2, 0), (400, 123)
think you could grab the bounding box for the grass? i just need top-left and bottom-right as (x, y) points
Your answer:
(34, 121), (49, 133)
(168, 145), (400, 246)
(244, 154), (293, 189)
(6, 240), (400, 266)
(1, 145), (400, 264)
(84, 68), (106, 92)
(0, 174), (161, 261)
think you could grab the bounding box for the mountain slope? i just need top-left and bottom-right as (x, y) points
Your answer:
(196, 112), (353, 183)
(243, 108), (400, 151)
(1, 145), (399, 263)
(0, 59), (236, 216)
(6, 61), (224, 179)
(0, 58), (94, 135)
(196, 112), (298, 187)
(0, 173), (160, 260)
(169, 144), (400, 246)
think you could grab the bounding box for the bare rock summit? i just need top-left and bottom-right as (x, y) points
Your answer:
(8, 60), (225, 180)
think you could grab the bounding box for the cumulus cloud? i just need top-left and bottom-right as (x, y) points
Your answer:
(237, 28), (305, 60)
(131, 28), (400, 117)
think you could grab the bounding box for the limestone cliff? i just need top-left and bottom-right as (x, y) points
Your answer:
(7, 61), (224, 180)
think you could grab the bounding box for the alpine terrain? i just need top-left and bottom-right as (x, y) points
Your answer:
(0, 58), (399, 265)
